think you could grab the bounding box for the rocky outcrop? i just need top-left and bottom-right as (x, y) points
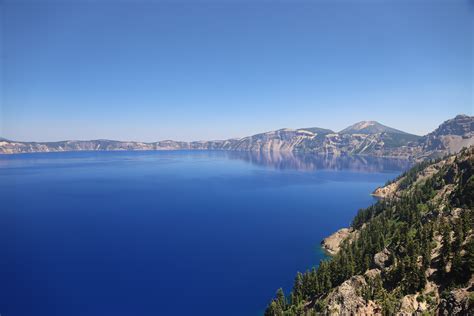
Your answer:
(364, 269), (382, 279)
(419, 114), (474, 158)
(398, 294), (429, 315)
(371, 182), (399, 198)
(321, 228), (354, 255)
(373, 248), (391, 270)
(438, 287), (473, 316)
(325, 276), (382, 315)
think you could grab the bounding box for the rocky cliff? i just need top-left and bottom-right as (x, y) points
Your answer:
(321, 228), (355, 256)
(419, 114), (474, 158)
(1, 115), (472, 160)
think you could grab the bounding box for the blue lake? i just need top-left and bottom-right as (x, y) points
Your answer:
(0, 151), (409, 316)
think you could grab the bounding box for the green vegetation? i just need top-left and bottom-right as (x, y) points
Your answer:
(265, 148), (473, 315)
(380, 133), (421, 149)
(383, 156), (441, 188)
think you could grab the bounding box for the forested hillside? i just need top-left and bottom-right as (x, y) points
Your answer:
(265, 146), (473, 315)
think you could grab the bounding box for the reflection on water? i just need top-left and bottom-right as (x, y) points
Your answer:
(0, 149), (403, 316)
(0, 150), (412, 173)
(226, 150), (412, 173)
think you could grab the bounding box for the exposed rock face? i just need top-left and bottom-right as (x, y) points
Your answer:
(398, 294), (429, 315)
(296, 130), (423, 158)
(364, 269), (382, 279)
(438, 287), (473, 316)
(339, 120), (410, 135)
(325, 276), (382, 315)
(371, 181), (399, 198)
(0, 138), (239, 154)
(226, 128), (320, 152)
(373, 248), (391, 270)
(419, 114), (474, 158)
(321, 228), (353, 255)
(0, 128), (324, 154)
(371, 154), (458, 198)
(3, 115), (472, 158)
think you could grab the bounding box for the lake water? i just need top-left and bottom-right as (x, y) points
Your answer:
(0, 151), (409, 316)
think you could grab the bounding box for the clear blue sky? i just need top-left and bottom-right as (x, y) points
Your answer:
(1, 0), (472, 142)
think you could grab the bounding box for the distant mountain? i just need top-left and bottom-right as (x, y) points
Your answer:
(428, 114), (473, 136)
(339, 120), (410, 135)
(219, 128), (317, 152)
(418, 114), (474, 157)
(1, 115), (472, 160)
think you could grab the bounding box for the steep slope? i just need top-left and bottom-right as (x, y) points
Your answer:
(0, 127), (329, 154)
(295, 132), (421, 157)
(339, 121), (410, 135)
(419, 114), (474, 158)
(0, 138), (246, 154)
(228, 128), (327, 152)
(1, 115), (472, 159)
(266, 147), (474, 315)
(330, 120), (422, 157)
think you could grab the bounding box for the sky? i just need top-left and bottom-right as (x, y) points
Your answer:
(0, 0), (472, 142)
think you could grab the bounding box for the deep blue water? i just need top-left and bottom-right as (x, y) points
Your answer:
(0, 151), (409, 316)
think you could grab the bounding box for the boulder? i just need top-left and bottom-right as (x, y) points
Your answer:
(398, 294), (428, 315)
(325, 276), (382, 315)
(364, 268), (381, 279)
(373, 248), (391, 269)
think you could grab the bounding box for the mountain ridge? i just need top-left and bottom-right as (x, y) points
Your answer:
(339, 120), (412, 135)
(1, 115), (472, 160)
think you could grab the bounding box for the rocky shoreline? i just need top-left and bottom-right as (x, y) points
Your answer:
(371, 181), (399, 198)
(321, 228), (354, 256)
(268, 147), (474, 315)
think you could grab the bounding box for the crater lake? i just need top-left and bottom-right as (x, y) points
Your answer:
(0, 150), (410, 316)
